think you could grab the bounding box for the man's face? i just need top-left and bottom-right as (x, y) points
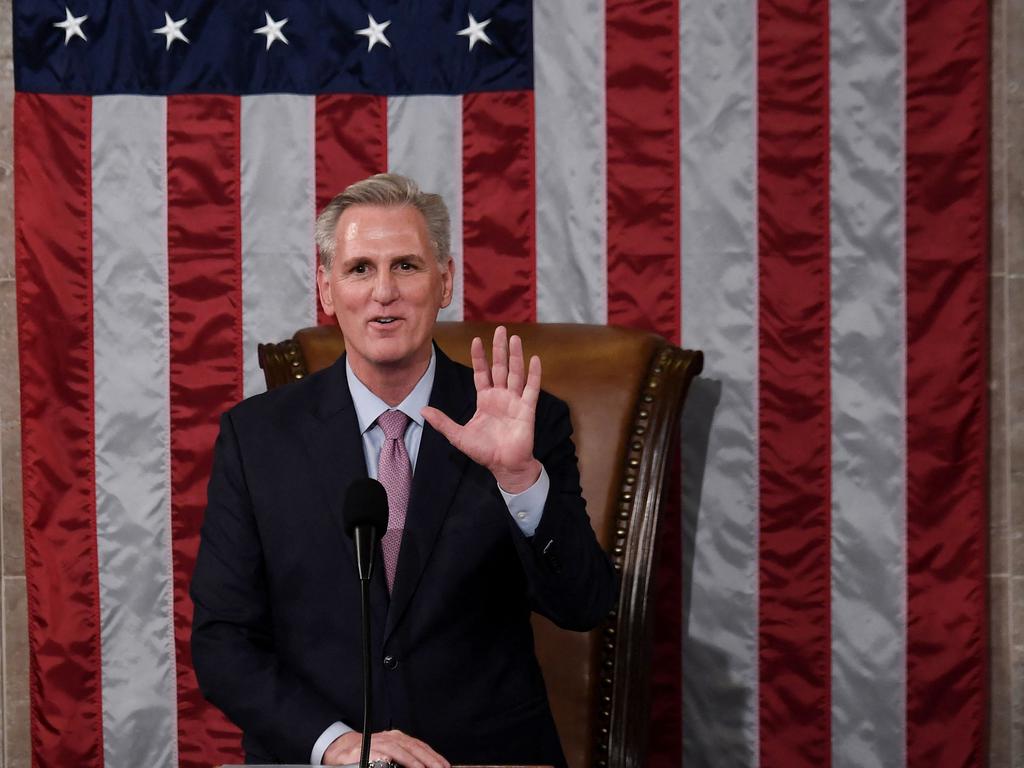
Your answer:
(317, 204), (454, 382)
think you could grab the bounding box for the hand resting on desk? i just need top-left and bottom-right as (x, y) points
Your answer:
(323, 729), (449, 768)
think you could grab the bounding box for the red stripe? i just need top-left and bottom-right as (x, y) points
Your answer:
(756, 0), (832, 764)
(605, 4), (681, 764)
(462, 90), (535, 322)
(904, 0), (988, 763)
(314, 94), (388, 326)
(605, 0), (680, 344)
(14, 93), (103, 768)
(166, 95), (245, 767)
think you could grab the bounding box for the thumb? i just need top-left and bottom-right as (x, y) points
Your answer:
(421, 406), (461, 445)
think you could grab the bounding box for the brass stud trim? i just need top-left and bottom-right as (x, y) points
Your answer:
(593, 346), (682, 762)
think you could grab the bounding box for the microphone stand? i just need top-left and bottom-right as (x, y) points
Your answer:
(342, 479), (388, 768)
(359, 575), (371, 768)
(353, 525), (376, 768)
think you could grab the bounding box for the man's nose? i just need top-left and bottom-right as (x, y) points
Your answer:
(371, 270), (398, 302)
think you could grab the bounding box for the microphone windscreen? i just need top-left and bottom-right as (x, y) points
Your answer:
(342, 478), (389, 538)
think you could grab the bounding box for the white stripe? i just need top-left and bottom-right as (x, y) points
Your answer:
(829, 0), (907, 763)
(533, 0), (607, 323)
(678, 0), (760, 763)
(386, 96), (464, 321)
(92, 95), (177, 768)
(241, 94), (317, 398)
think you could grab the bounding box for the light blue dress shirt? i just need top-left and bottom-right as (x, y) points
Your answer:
(311, 349), (549, 764)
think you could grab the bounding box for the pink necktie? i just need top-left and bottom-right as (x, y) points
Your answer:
(376, 410), (411, 592)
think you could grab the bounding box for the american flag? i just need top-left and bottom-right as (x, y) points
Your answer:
(13, 0), (987, 766)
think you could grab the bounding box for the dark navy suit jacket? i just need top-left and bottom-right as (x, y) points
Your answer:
(190, 345), (617, 765)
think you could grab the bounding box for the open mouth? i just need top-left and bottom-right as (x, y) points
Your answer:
(372, 316), (400, 325)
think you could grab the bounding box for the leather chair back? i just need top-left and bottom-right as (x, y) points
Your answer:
(259, 322), (703, 768)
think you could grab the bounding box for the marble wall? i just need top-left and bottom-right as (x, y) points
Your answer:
(989, 0), (1023, 762)
(0, 0), (1019, 765)
(0, 0), (29, 764)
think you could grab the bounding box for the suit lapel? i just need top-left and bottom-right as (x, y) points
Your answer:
(300, 356), (390, 604)
(385, 347), (475, 641)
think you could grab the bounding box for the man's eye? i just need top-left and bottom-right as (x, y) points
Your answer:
(398, 261), (415, 271)
(351, 264), (368, 274)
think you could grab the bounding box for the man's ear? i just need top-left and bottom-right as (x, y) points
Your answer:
(316, 264), (336, 317)
(440, 258), (455, 309)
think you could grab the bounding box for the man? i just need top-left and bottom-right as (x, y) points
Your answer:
(190, 174), (616, 767)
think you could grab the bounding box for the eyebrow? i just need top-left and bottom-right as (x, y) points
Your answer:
(339, 253), (424, 268)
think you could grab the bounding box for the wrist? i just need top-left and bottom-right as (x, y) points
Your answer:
(494, 459), (542, 494)
(323, 731), (360, 764)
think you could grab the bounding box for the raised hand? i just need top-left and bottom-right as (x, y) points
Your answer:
(422, 326), (543, 494)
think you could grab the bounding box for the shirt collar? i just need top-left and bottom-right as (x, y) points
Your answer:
(345, 347), (436, 434)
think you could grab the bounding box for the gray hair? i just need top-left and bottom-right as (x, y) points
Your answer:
(315, 173), (451, 268)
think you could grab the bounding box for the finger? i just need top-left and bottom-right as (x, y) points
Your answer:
(370, 731), (450, 768)
(394, 734), (449, 768)
(470, 335), (490, 391)
(374, 736), (443, 768)
(507, 334), (525, 395)
(522, 354), (542, 410)
(373, 742), (426, 768)
(421, 406), (462, 448)
(491, 325), (509, 388)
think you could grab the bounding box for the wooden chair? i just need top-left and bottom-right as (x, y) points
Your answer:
(258, 322), (703, 768)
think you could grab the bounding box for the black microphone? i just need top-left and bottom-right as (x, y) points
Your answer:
(343, 478), (388, 581)
(341, 478), (389, 768)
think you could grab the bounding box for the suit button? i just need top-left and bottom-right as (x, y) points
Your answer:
(383, 655), (398, 670)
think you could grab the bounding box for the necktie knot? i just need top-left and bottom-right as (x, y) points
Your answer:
(377, 409), (410, 440)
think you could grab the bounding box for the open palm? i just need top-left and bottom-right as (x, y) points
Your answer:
(422, 327), (542, 493)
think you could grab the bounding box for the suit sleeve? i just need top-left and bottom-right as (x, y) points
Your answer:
(507, 395), (619, 631)
(190, 411), (342, 763)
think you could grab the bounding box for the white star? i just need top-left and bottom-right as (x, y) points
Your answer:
(54, 7), (87, 45)
(356, 13), (391, 52)
(457, 13), (492, 51)
(254, 11), (289, 50)
(153, 12), (190, 50)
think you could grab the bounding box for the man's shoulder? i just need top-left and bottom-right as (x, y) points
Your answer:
(225, 359), (341, 428)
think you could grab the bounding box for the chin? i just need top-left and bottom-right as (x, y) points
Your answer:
(363, 341), (429, 370)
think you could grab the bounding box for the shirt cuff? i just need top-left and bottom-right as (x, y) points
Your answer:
(499, 466), (550, 537)
(311, 721), (354, 765)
